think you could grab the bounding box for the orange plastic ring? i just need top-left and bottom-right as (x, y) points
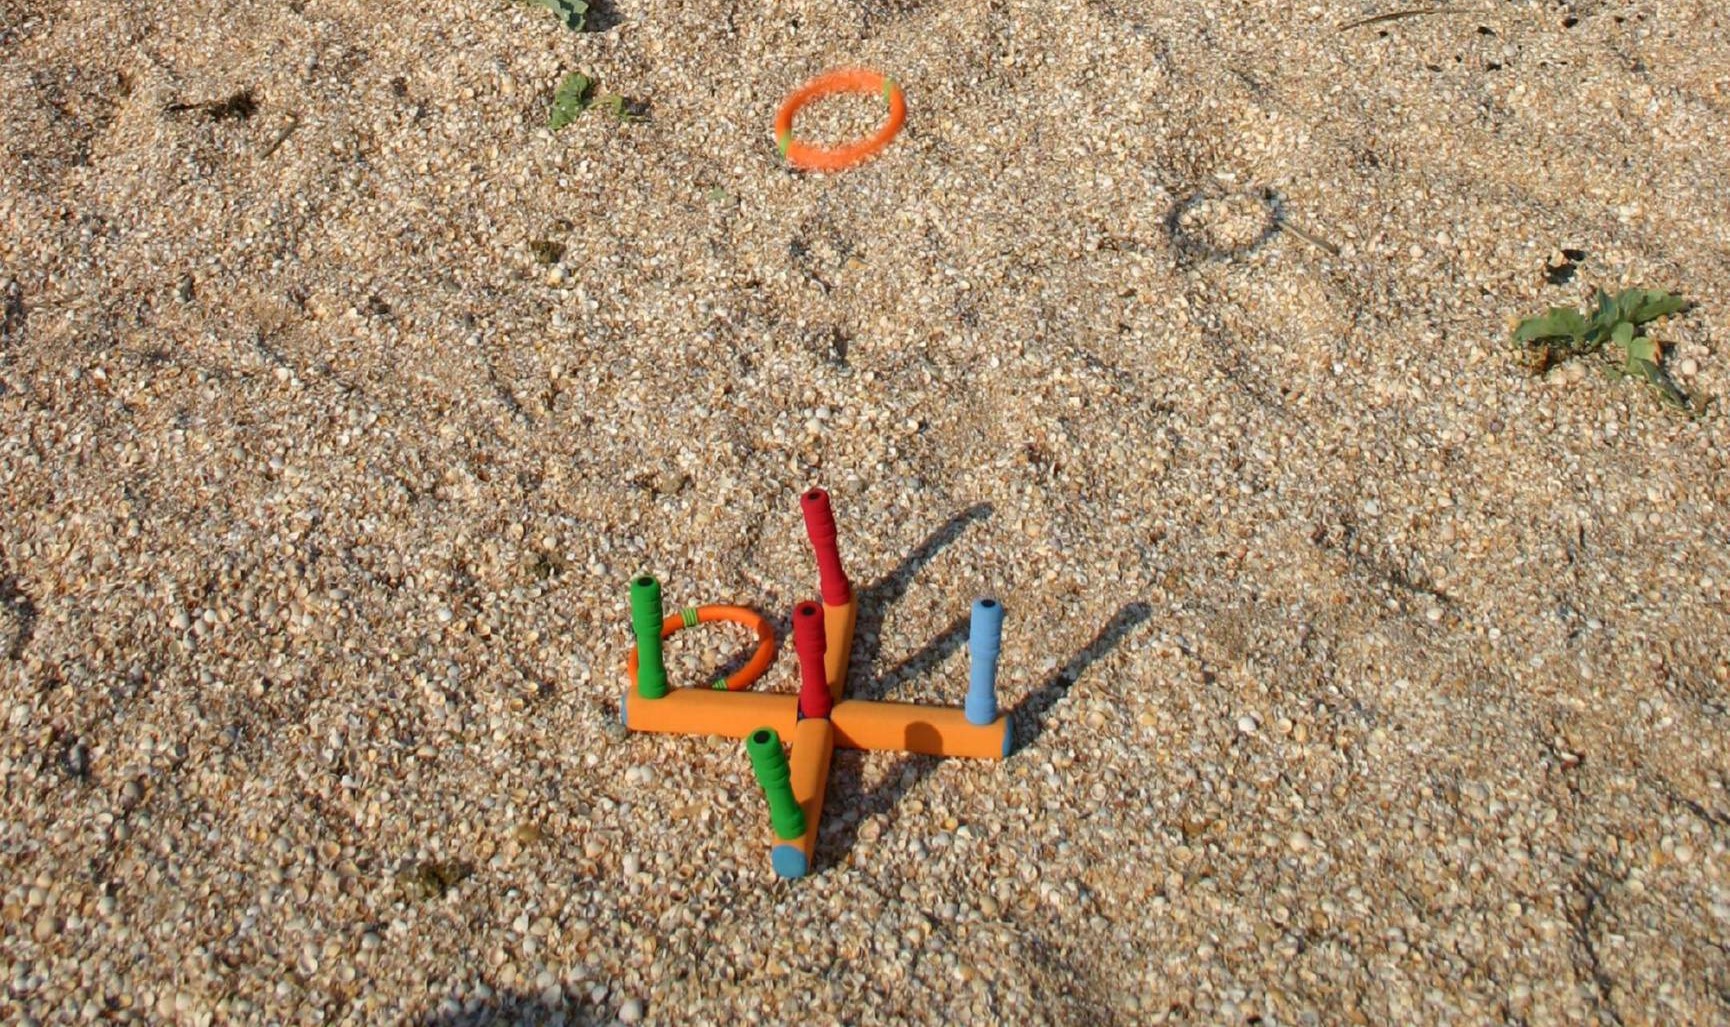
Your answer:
(774, 68), (906, 173)
(626, 605), (777, 691)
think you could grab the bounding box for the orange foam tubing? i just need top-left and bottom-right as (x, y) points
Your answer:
(823, 600), (857, 704)
(626, 605), (776, 691)
(829, 700), (1010, 759)
(777, 717), (835, 873)
(621, 687), (798, 739)
(775, 68), (906, 173)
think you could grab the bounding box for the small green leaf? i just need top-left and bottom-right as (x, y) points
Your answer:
(1625, 357), (1691, 410)
(548, 72), (594, 131)
(1618, 288), (1686, 325)
(596, 93), (644, 122)
(1611, 290), (1637, 324)
(1611, 320), (1635, 351)
(1625, 334), (1658, 364)
(1513, 306), (1588, 345)
(1625, 355), (1658, 379)
(531, 0), (587, 31)
(1587, 288), (1619, 332)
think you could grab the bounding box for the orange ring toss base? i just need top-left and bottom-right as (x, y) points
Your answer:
(623, 687), (1008, 759)
(775, 68), (906, 172)
(626, 605), (776, 691)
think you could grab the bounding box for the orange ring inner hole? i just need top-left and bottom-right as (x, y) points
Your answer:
(626, 605), (777, 691)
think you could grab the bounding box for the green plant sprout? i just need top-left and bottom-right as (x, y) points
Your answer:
(531, 0), (588, 31)
(549, 73), (645, 130)
(548, 72), (595, 130)
(1513, 288), (1693, 411)
(594, 92), (646, 123)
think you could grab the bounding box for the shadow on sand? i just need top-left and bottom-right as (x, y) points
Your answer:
(817, 505), (1151, 868)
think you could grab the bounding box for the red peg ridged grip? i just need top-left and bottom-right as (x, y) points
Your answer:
(801, 489), (851, 606)
(794, 602), (832, 719)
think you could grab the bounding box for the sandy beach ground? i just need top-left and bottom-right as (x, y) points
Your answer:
(3, 0), (1729, 1022)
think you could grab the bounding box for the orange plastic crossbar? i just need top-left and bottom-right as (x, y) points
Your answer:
(823, 600), (857, 703)
(829, 700), (1010, 759)
(776, 717), (835, 876)
(621, 687), (798, 738)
